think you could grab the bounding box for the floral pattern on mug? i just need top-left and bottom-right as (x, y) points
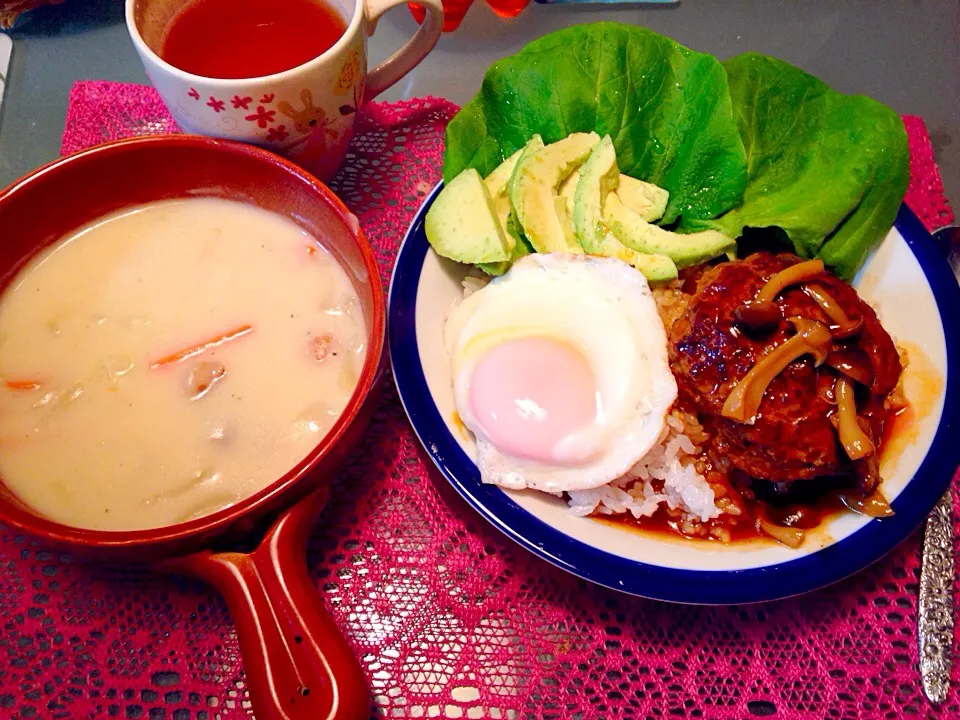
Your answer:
(334, 50), (363, 117)
(334, 51), (361, 97)
(266, 125), (290, 144)
(245, 104), (277, 128)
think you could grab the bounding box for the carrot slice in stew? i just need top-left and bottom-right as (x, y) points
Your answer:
(311, 334), (333, 362)
(151, 325), (253, 369)
(4, 379), (42, 391)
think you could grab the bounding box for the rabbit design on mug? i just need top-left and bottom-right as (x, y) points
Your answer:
(278, 89), (340, 173)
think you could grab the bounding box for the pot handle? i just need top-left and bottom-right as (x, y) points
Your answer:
(161, 489), (369, 720)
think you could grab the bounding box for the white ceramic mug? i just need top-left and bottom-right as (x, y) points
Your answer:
(126, 0), (444, 180)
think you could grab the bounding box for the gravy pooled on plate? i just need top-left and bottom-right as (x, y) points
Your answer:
(0, 198), (366, 530)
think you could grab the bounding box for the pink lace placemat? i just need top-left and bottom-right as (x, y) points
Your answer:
(0, 79), (956, 720)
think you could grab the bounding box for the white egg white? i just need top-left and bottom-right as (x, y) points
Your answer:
(445, 253), (677, 493)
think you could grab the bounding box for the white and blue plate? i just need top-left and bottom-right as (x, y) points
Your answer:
(389, 183), (960, 604)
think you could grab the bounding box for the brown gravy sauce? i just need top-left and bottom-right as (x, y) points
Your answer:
(595, 341), (942, 546)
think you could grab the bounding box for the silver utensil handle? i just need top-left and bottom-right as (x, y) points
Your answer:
(919, 486), (954, 704)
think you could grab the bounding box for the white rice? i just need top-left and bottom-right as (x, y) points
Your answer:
(459, 272), (721, 526)
(461, 269), (491, 298)
(566, 421), (720, 523)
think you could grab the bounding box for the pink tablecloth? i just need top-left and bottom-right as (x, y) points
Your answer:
(0, 80), (956, 720)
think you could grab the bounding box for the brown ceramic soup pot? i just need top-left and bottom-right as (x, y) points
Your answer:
(0, 135), (384, 720)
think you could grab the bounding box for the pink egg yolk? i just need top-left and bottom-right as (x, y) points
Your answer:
(467, 336), (600, 464)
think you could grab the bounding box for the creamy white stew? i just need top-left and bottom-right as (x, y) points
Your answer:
(0, 198), (367, 530)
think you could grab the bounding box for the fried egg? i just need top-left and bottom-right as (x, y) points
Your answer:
(445, 253), (677, 493)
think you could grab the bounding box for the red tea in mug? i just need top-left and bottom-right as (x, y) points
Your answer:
(159, 0), (348, 79)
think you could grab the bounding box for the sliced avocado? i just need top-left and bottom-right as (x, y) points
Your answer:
(485, 148), (525, 243)
(478, 214), (532, 276)
(506, 211), (530, 247)
(492, 194), (514, 242)
(507, 135), (545, 189)
(477, 262), (509, 276)
(616, 176), (669, 222)
(556, 195), (577, 247)
(483, 148), (532, 275)
(484, 148), (523, 198)
(570, 136), (678, 283)
(508, 132), (599, 254)
(573, 136), (620, 249)
(559, 169), (580, 220)
(502, 136), (545, 245)
(604, 193), (736, 269)
(425, 168), (511, 265)
(495, 186), (531, 255)
(625, 253), (679, 282)
(469, 148), (529, 276)
(563, 170), (668, 227)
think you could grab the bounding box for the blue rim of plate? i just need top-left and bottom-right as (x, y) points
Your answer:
(389, 183), (960, 604)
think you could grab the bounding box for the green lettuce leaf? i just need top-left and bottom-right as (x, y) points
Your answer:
(443, 22), (748, 225)
(695, 53), (909, 279)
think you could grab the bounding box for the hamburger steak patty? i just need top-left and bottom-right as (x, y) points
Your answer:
(668, 252), (902, 482)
